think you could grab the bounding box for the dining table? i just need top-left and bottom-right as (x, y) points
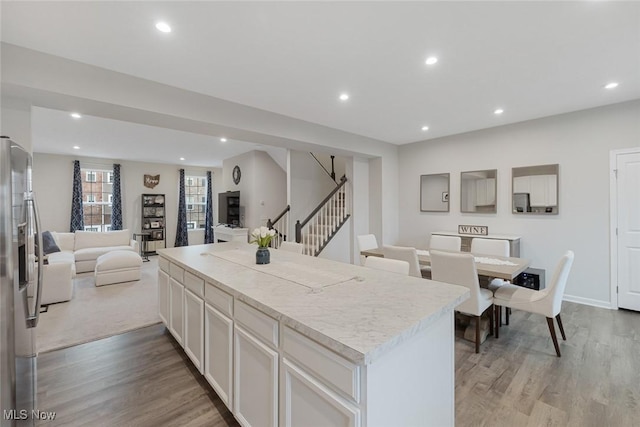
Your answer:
(360, 247), (531, 281)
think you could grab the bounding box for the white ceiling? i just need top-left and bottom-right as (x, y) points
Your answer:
(2, 1), (639, 156)
(30, 107), (262, 168)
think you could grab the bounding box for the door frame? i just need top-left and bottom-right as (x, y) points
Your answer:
(609, 147), (640, 309)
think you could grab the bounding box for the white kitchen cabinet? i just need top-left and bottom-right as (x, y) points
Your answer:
(157, 270), (170, 325)
(475, 178), (496, 206)
(234, 325), (278, 427)
(513, 174), (557, 207)
(282, 358), (360, 427)
(184, 289), (204, 373)
(169, 277), (184, 346)
(204, 303), (233, 409)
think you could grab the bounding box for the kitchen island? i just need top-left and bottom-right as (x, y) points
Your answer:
(158, 242), (469, 427)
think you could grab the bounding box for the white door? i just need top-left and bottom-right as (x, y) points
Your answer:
(158, 270), (170, 325)
(169, 278), (184, 345)
(204, 303), (233, 409)
(616, 150), (640, 311)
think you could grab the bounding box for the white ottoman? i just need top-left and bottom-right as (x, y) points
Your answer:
(95, 250), (143, 286)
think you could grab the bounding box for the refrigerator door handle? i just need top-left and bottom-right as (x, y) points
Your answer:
(26, 195), (44, 328)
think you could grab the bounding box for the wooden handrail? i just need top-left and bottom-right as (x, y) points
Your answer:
(296, 176), (347, 242)
(267, 205), (290, 229)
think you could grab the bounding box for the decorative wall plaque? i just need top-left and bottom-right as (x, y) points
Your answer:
(458, 225), (488, 235)
(144, 174), (160, 188)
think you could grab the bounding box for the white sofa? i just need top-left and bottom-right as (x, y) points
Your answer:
(52, 229), (138, 274)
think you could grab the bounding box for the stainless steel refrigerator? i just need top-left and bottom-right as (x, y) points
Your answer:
(1, 137), (43, 427)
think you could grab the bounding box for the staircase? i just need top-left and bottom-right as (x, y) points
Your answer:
(295, 176), (350, 257)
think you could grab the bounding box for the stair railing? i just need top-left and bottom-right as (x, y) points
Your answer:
(295, 176), (349, 256)
(267, 205), (290, 249)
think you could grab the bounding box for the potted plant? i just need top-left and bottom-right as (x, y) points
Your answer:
(251, 226), (276, 264)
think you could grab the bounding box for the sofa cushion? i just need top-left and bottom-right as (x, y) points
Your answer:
(74, 229), (130, 251)
(52, 232), (76, 252)
(46, 251), (76, 277)
(74, 245), (135, 262)
(41, 231), (61, 255)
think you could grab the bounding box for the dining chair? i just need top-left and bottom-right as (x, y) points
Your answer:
(278, 241), (304, 254)
(364, 256), (410, 275)
(429, 235), (462, 252)
(430, 250), (494, 353)
(357, 234), (379, 265)
(381, 245), (421, 278)
(422, 235), (463, 279)
(493, 250), (574, 357)
(471, 238), (510, 288)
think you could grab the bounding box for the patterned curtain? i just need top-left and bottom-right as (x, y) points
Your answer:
(174, 168), (189, 247)
(69, 160), (84, 232)
(111, 163), (123, 230)
(204, 171), (214, 244)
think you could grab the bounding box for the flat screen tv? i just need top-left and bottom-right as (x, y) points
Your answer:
(218, 191), (240, 227)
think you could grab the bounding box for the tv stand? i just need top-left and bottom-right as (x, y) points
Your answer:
(213, 225), (248, 243)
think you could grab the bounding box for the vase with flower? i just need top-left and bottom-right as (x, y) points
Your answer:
(251, 226), (276, 264)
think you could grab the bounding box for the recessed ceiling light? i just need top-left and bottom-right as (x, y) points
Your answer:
(72, 145), (80, 150)
(421, 126), (429, 131)
(339, 93), (350, 101)
(494, 109), (504, 115)
(179, 157), (185, 161)
(70, 113), (82, 119)
(425, 57), (438, 65)
(155, 22), (172, 33)
(220, 138), (227, 142)
(604, 82), (619, 89)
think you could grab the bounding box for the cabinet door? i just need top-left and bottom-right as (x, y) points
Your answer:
(545, 174), (558, 206)
(513, 176), (530, 194)
(486, 178), (496, 205)
(184, 289), (204, 373)
(169, 278), (184, 346)
(204, 303), (234, 409)
(529, 175), (547, 207)
(475, 179), (488, 206)
(158, 270), (170, 325)
(282, 359), (360, 427)
(234, 325), (278, 427)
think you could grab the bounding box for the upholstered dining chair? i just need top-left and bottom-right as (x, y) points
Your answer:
(430, 250), (494, 353)
(357, 234), (379, 265)
(381, 245), (421, 278)
(422, 235), (463, 279)
(364, 256), (410, 275)
(471, 238), (510, 288)
(278, 241), (304, 254)
(429, 235), (462, 252)
(493, 250), (574, 357)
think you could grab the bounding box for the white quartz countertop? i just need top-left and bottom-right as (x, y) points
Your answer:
(159, 242), (469, 365)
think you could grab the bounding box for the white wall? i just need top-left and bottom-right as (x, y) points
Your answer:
(32, 153), (222, 247)
(222, 150), (287, 232)
(289, 150), (339, 238)
(1, 105), (31, 152)
(398, 100), (640, 307)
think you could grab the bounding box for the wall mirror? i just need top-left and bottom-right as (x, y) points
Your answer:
(512, 164), (559, 214)
(461, 169), (497, 213)
(420, 173), (450, 212)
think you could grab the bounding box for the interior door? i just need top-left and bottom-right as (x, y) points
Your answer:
(616, 150), (640, 311)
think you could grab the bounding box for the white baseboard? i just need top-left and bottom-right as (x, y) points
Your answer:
(563, 294), (614, 310)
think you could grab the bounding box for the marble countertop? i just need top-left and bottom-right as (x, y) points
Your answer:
(158, 242), (469, 365)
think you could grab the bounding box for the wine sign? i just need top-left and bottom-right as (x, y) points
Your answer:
(144, 174), (160, 188)
(458, 225), (488, 235)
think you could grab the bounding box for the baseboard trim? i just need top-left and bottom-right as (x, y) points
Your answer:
(563, 294), (614, 310)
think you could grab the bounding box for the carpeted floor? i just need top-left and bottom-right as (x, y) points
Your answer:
(36, 257), (161, 353)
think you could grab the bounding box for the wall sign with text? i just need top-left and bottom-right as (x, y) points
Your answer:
(144, 174), (160, 188)
(458, 225), (488, 235)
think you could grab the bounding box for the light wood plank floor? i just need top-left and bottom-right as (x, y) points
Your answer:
(36, 302), (640, 426)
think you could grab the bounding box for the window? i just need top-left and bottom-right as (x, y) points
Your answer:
(82, 168), (113, 232)
(185, 175), (207, 229)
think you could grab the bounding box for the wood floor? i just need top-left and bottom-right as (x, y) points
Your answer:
(36, 301), (640, 426)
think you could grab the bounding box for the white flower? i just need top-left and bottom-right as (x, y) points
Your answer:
(252, 228), (260, 237)
(260, 226), (268, 238)
(269, 229), (276, 237)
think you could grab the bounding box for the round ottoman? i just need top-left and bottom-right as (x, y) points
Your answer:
(95, 250), (143, 286)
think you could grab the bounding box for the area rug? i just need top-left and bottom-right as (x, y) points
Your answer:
(36, 257), (161, 353)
